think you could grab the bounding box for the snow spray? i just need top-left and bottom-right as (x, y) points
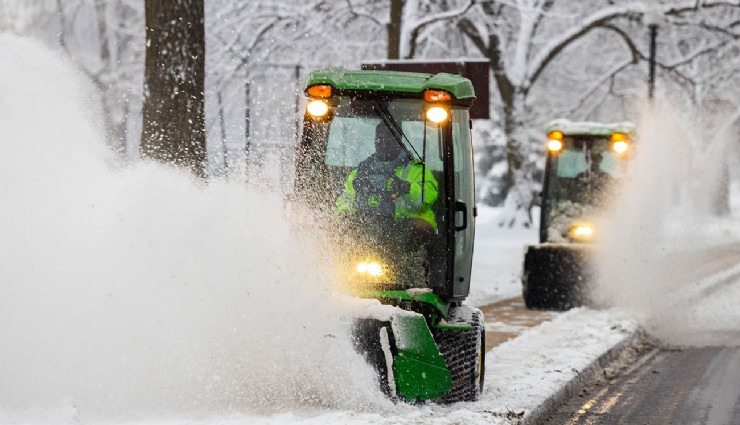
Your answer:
(593, 99), (740, 347)
(0, 35), (388, 422)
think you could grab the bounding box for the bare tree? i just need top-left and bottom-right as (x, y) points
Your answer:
(459, 0), (739, 226)
(344, 0), (473, 59)
(141, 0), (206, 178)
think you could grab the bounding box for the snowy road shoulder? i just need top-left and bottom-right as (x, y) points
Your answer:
(1, 307), (640, 425)
(251, 307), (639, 425)
(483, 307), (639, 424)
(222, 308), (638, 425)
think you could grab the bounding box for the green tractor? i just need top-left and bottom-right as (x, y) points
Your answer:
(293, 68), (484, 402)
(523, 119), (636, 310)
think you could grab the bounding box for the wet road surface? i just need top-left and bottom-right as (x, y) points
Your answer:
(545, 243), (740, 424)
(548, 346), (740, 424)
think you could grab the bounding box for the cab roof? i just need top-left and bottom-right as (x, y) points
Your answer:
(546, 119), (636, 137)
(305, 68), (476, 101)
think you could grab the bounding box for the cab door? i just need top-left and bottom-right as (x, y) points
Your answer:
(450, 109), (476, 300)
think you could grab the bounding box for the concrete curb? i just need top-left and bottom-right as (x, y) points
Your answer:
(521, 329), (642, 425)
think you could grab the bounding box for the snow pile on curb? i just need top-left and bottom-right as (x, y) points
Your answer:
(114, 308), (638, 425)
(485, 307), (638, 424)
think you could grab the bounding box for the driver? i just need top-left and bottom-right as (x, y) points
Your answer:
(336, 123), (438, 233)
(576, 152), (612, 204)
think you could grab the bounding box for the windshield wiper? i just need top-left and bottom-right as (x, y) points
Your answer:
(372, 101), (424, 164)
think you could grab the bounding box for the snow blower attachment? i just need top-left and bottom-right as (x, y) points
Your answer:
(293, 68), (484, 402)
(523, 120), (636, 310)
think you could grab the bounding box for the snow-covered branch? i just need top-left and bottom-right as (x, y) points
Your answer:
(403, 0), (475, 58)
(411, 0), (474, 31)
(663, 0), (740, 16)
(668, 18), (740, 39)
(525, 5), (641, 88)
(339, 0), (386, 26)
(526, 0), (739, 89)
(662, 41), (732, 69)
(565, 58), (635, 117)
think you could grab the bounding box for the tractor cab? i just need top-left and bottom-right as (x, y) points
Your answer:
(539, 120), (635, 244)
(293, 69), (485, 403)
(294, 69), (477, 302)
(523, 120), (636, 310)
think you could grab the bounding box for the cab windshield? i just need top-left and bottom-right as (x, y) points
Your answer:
(543, 136), (625, 241)
(299, 96), (464, 291)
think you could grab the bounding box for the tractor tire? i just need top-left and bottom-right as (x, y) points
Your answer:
(351, 319), (397, 399)
(433, 306), (485, 403)
(522, 245), (592, 311)
(522, 274), (578, 311)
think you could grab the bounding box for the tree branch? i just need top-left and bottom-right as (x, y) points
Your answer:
(406, 0), (475, 58)
(566, 57), (635, 116)
(459, 14), (514, 105)
(340, 0), (385, 26)
(663, 0), (740, 16)
(526, 6), (641, 88)
(667, 18), (740, 39)
(663, 40), (731, 69)
(526, 0), (739, 89)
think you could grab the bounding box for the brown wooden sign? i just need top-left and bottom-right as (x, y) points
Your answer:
(362, 59), (490, 119)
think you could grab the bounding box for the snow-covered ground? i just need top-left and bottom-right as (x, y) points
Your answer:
(467, 207), (538, 307)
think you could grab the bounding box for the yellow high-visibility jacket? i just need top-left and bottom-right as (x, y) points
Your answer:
(336, 158), (438, 231)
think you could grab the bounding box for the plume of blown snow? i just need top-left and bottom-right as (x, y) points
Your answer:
(593, 99), (740, 346)
(0, 34), (388, 423)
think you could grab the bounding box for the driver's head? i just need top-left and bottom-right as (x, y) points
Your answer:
(375, 123), (402, 161)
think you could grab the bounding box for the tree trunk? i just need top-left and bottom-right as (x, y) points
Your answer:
(496, 91), (534, 227)
(473, 57), (534, 226)
(387, 0), (403, 59)
(141, 0), (206, 178)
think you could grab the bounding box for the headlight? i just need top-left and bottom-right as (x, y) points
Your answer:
(306, 99), (329, 118)
(547, 139), (563, 153)
(426, 106), (448, 123)
(567, 222), (594, 241)
(356, 261), (384, 277)
(611, 132), (630, 154)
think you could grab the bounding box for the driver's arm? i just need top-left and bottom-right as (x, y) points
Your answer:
(400, 163), (438, 209)
(336, 169), (358, 216)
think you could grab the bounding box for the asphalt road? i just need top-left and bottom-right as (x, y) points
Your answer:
(548, 346), (740, 425)
(546, 240), (740, 425)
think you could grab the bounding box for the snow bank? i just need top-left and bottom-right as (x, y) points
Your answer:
(0, 34), (388, 422)
(484, 308), (637, 420)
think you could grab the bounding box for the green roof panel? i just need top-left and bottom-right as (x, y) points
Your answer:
(546, 119), (637, 137)
(305, 68), (475, 100)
